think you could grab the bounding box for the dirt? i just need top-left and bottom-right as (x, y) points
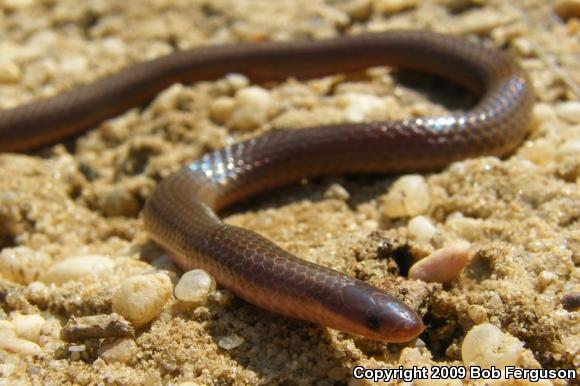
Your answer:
(0, 0), (578, 385)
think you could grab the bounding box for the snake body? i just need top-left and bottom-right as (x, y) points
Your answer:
(0, 31), (534, 342)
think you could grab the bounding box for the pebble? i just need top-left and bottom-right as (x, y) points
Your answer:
(519, 139), (556, 165)
(373, 0), (417, 14)
(25, 281), (50, 305)
(381, 175), (430, 218)
(224, 73), (250, 91)
(557, 140), (580, 159)
(40, 255), (114, 285)
(461, 323), (524, 368)
(218, 334), (244, 350)
(408, 245), (469, 284)
(555, 101), (580, 123)
(151, 83), (186, 114)
(408, 216), (437, 240)
(174, 269), (216, 303)
(0, 59), (21, 83)
(209, 96), (235, 124)
(0, 247), (52, 285)
(98, 337), (138, 364)
(336, 92), (385, 122)
(445, 212), (482, 241)
(554, 0), (580, 20)
(229, 86), (272, 130)
(9, 312), (45, 343)
(323, 184), (350, 201)
(531, 103), (557, 130)
(0, 321), (42, 356)
(112, 273), (173, 328)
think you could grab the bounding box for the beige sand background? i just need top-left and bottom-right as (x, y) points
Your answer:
(0, 0), (578, 384)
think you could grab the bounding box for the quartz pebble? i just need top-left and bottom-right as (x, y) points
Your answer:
(0, 59), (21, 83)
(446, 212), (482, 241)
(98, 337), (138, 364)
(112, 273), (173, 328)
(40, 255), (114, 285)
(461, 323), (524, 368)
(408, 216), (437, 240)
(0, 247), (52, 285)
(554, 0), (580, 20)
(174, 269), (216, 303)
(555, 101), (580, 123)
(0, 321), (42, 356)
(218, 334), (244, 350)
(409, 245), (469, 284)
(336, 92), (384, 122)
(557, 140), (580, 159)
(9, 312), (45, 343)
(209, 96), (235, 124)
(381, 175), (430, 218)
(229, 86), (272, 130)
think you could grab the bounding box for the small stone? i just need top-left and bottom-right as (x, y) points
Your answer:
(554, 0), (580, 20)
(25, 281), (50, 305)
(0, 247), (52, 285)
(229, 86), (272, 130)
(555, 101), (580, 123)
(40, 255), (114, 285)
(519, 139), (556, 165)
(537, 270), (557, 291)
(224, 73), (249, 91)
(98, 337), (138, 364)
(557, 140), (580, 159)
(112, 273), (172, 328)
(174, 269), (215, 303)
(323, 184), (350, 201)
(218, 334), (244, 350)
(0, 59), (21, 83)
(561, 292), (580, 311)
(532, 103), (557, 128)
(467, 305), (488, 324)
(151, 83), (186, 113)
(381, 175), (430, 218)
(0, 322), (41, 356)
(445, 212), (482, 241)
(373, 0), (417, 14)
(9, 312), (45, 343)
(336, 92), (385, 122)
(209, 96), (235, 124)
(461, 323), (524, 368)
(408, 216), (437, 240)
(409, 245), (469, 284)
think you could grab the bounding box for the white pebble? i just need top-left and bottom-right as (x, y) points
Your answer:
(408, 216), (437, 240)
(0, 247), (52, 285)
(225, 73), (249, 90)
(409, 245), (469, 284)
(537, 270), (557, 291)
(531, 103), (557, 130)
(462, 323), (524, 368)
(218, 334), (244, 350)
(336, 92), (385, 122)
(520, 139), (556, 165)
(381, 175), (430, 218)
(555, 101), (580, 124)
(174, 269), (215, 303)
(68, 344), (86, 352)
(209, 96), (235, 124)
(151, 83), (186, 113)
(323, 184), (350, 201)
(557, 140), (580, 158)
(373, 0), (417, 14)
(112, 273), (172, 328)
(9, 312), (45, 343)
(446, 212), (482, 241)
(0, 322), (41, 356)
(98, 337), (138, 364)
(26, 281), (50, 304)
(40, 255), (114, 285)
(0, 59), (21, 83)
(229, 86), (272, 130)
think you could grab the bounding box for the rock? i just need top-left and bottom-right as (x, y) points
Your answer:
(0, 247), (52, 285)
(409, 244), (469, 284)
(229, 86), (272, 130)
(218, 334), (244, 350)
(40, 255), (114, 285)
(9, 312), (45, 343)
(408, 216), (437, 240)
(174, 269), (215, 303)
(112, 273), (173, 328)
(0, 59), (21, 83)
(381, 175), (430, 218)
(98, 337), (138, 364)
(461, 323), (524, 368)
(555, 101), (580, 123)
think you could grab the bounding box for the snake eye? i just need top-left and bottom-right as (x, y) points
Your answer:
(365, 313), (381, 330)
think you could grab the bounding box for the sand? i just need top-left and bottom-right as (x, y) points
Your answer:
(0, 0), (578, 385)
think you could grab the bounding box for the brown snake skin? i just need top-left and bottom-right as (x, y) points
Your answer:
(0, 31), (534, 342)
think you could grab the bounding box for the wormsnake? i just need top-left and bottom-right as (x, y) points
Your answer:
(0, 31), (534, 343)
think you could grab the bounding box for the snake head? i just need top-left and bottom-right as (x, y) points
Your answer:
(337, 282), (424, 343)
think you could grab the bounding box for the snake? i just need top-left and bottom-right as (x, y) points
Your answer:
(0, 31), (534, 343)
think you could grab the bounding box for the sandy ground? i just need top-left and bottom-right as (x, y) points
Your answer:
(0, 0), (579, 385)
